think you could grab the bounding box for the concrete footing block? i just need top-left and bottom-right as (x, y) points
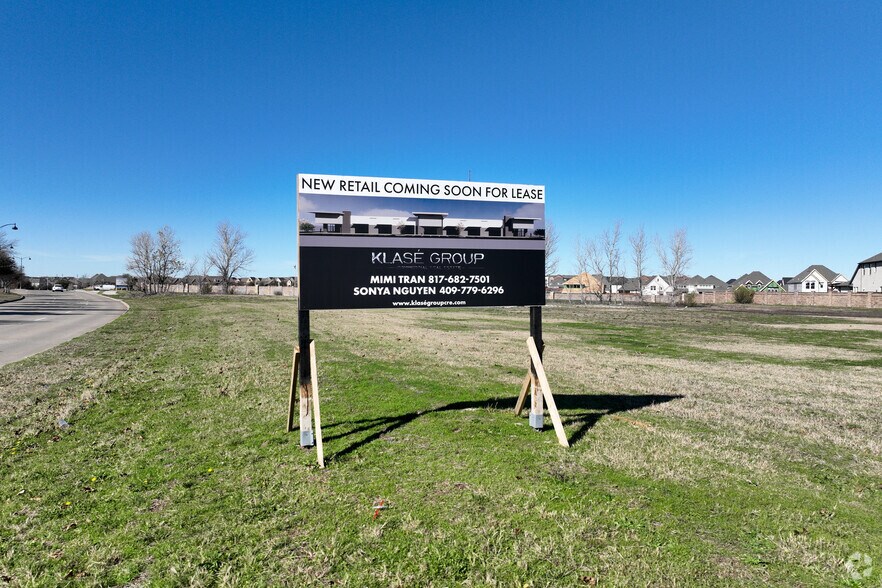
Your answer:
(529, 412), (544, 430)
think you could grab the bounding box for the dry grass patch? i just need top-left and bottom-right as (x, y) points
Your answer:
(767, 322), (882, 332)
(687, 336), (877, 361)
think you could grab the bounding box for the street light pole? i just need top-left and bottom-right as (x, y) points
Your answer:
(16, 256), (30, 289)
(0, 223), (18, 231)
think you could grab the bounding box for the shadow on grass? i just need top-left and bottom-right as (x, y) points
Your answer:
(318, 393), (682, 461)
(555, 393), (682, 445)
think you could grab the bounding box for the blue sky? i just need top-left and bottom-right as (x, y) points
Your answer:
(2, 1), (881, 280)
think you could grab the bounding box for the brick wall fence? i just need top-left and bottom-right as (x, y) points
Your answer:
(165, 284), (298, 297)
(547, 292), (675, 305)
(695, 290), (882, 309)
(548, 290), (882, 309)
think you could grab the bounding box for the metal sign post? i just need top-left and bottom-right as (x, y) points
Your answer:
(515, 305), (569, 447)
(529, 306), (544, 430)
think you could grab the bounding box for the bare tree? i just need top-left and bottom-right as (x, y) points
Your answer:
(576, 222), (622, 303)
(655, 228), (692, 300)
(155, 226), (185, 292)
(207, 221), (254, 294)
(126, 226), (185, 294)
(573, 235), (588, 304)
(629, 226), (647, 300)
(127, 231), (154, 292)
(575, 234), (604, 303)
(181, 256), (200, 294)
(544, 220), (560, 276)
(601, 221), (622, 303)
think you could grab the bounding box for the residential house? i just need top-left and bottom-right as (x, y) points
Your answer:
(620, 278), (640, 294)
(786, 265), (848, 293)
(757, 279), (785, 292)
(850, 252), (882, 292)
(561, 273), (602, 295)
(90, 273), (110, 288)
(600, 276), (627, 294)
(643, 275), (673, 296)
(620, 276), (653, 294)
(731, 271), (773, 291)
(545, 274), (574, 290)
(682, 275), (728, 293)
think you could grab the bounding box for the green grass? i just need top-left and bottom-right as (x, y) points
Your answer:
(2, 296), (881, 586)
(0, 292), (23, 303)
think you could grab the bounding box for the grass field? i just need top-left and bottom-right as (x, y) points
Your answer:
(0, 292), (24, 303)
(2, 295), (881, 587)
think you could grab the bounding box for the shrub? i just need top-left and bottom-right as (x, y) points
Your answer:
(684, 292), (698, 307)
(734, 286), (755, 304)
(200, 281), (213, 295)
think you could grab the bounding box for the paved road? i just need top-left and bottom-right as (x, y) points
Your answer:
(0, 290), (127, 367)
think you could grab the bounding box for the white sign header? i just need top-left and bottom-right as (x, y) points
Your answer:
(298, 174), (545, 203)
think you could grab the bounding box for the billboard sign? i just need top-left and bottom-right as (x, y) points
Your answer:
(297, 174), (546, 310)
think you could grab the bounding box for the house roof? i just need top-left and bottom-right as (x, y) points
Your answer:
(562, 273), (601, 287)
(622, 277), (643, 291)
(681, 274), (728, 289)
(704, 275), (729, 288)
(858, 251), (882, 265)
(599, 275), (627, 286)
(788, 265), (842, 284)
(733, 271), (771, 285)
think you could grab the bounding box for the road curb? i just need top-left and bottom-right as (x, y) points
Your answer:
(0, 294), (25, 304)
(87, 290), (131, 311)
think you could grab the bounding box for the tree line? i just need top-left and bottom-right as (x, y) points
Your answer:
(127, 221), (254, 295)
(566, 223), (692, 303)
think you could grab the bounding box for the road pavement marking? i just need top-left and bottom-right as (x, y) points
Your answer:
(33, 318), (47, 322)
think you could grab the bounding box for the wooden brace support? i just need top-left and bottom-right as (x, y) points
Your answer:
(525, 336), (569, 447)
(286, 342), (326, 468)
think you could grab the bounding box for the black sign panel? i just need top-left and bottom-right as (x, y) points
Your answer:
(300, 243), (544, 310)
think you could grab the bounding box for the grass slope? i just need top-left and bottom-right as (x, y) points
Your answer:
(2, 296), (881, 586)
